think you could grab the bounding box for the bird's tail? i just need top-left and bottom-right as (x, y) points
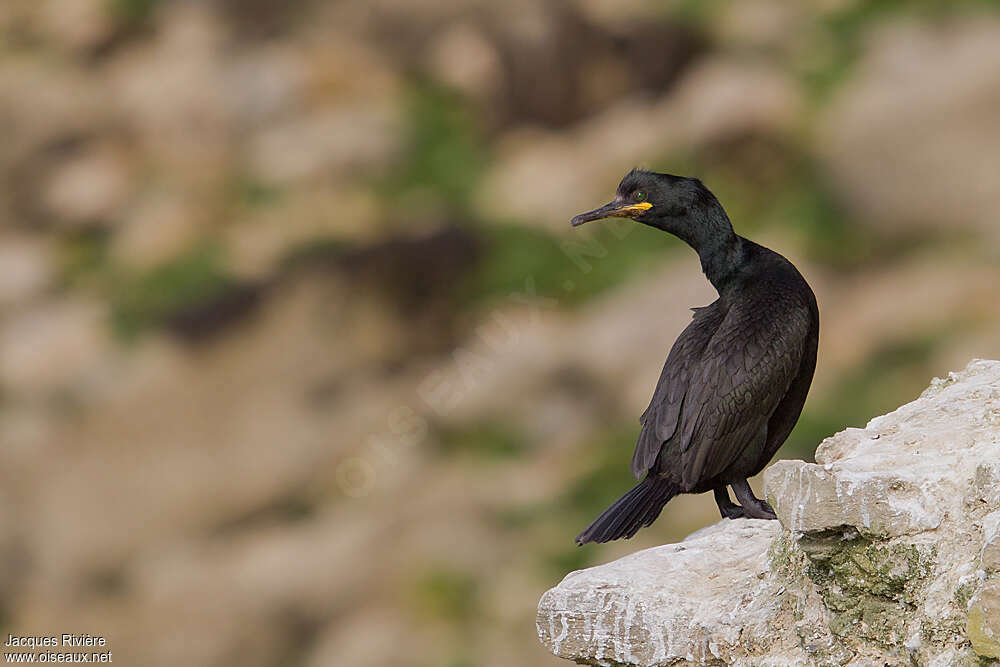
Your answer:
(575, 476), (678, 545)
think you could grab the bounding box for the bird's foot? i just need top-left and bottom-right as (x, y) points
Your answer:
(730, 479), (778, 520)
(741, 499), (777, 520)
(720, 505), (745, 519)
(713, 486), (745, 519)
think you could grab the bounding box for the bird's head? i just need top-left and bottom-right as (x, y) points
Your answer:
(571, 169), (742, 290)
(570, 169), (723, 239)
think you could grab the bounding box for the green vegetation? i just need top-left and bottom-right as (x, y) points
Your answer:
(213, 493), (318, 537)
(110, 245), (241, 339)
(383, 79), (488, 215)
(955, 577), (979, 609)
(479, 423), (639, 577)
(278, 237), (351, 272)
(442, 659), (478, 667)
(464, 222), (679, 309)
(58, 228), (112, 288)
(559, 424), (643, 521)
(109, 0), (162, 24)
(765, 176), (875, 269)
(413, 567), (480, 625)
(542, 545), (593, 579)
(779, 411), (839, 462)
(273, 218), (681, 322)
(810, 538), (930, 603)
(655, 145), (879, 270)
(664, 0), (729, 29)
(57, 233), (255, 341)
(771, 530), (937, 652)
(230, 173), (283, 209)
(804, 536), (934, 645)
(433, 421), (527, 460)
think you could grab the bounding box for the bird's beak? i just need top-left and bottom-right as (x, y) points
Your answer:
(570, 201), (652, 227)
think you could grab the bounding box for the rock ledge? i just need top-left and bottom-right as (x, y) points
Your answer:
(537, 359), (1000, 665)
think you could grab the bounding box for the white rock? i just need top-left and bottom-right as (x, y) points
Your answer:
(538, 359), (1000, 666)
(766, 359), (1000, 537)
(981, 510), (1000, 571)
(537, 520), (802, 666)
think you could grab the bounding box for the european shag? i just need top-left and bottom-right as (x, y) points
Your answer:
(571, 170), (819, 545)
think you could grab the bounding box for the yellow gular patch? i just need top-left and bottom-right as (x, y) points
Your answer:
(618, 202), (653, 213)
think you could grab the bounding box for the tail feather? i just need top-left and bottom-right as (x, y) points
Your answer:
(575, 476), (678, 545)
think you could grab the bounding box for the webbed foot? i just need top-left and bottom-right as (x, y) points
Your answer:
(731, 479), (778, 520)
(713, 486), (746, 519)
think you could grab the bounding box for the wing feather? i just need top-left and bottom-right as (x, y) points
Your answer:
(632, 279), (812, 488)
(676, 300), (809, 487)
(630, 304), (724, 478)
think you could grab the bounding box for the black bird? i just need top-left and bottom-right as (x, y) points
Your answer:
(571, 170), (819, 545)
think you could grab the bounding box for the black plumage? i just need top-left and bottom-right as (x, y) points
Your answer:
(570, 170), (819, 545)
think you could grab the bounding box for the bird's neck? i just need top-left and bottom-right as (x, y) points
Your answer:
(673, 208), (744, 293)
(698, 232), (744, 293)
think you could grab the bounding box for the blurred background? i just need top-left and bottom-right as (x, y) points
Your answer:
(1, 0), (1000, 665)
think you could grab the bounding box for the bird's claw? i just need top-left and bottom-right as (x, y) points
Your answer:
(720, 505), (745, 519)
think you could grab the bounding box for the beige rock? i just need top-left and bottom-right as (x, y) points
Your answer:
(715, 1), (807, 50)
(476, 57), (802, 228)
(821, 18), (1000, 240)
(968, 581), (1000, 658)
(224, 188), (380, 279)
(297, 34), (400, 102)
(305, 608), (414, 667)
(247, 105), (400, 186)
(0, 298), (109, 396)
(575, 0), (662, 28)
(39, 141), (132, 227)
(0, 57), (106, 167)
(424, 22), (502, 100)
(0, 234), (54, 309)
(37, 0), (112, 52)
(111, 190), (206, 270)
(225, 45), (307, 126)
(437, 258), (714, 428)
(107, 2), (231, 180)
(808, 258), (1000, 395)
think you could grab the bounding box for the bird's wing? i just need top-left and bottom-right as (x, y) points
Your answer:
(675, 301), (811, 488)
(631, 304), (724, 478)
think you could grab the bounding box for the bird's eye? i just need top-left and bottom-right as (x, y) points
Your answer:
(635, 192), (646, 201)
